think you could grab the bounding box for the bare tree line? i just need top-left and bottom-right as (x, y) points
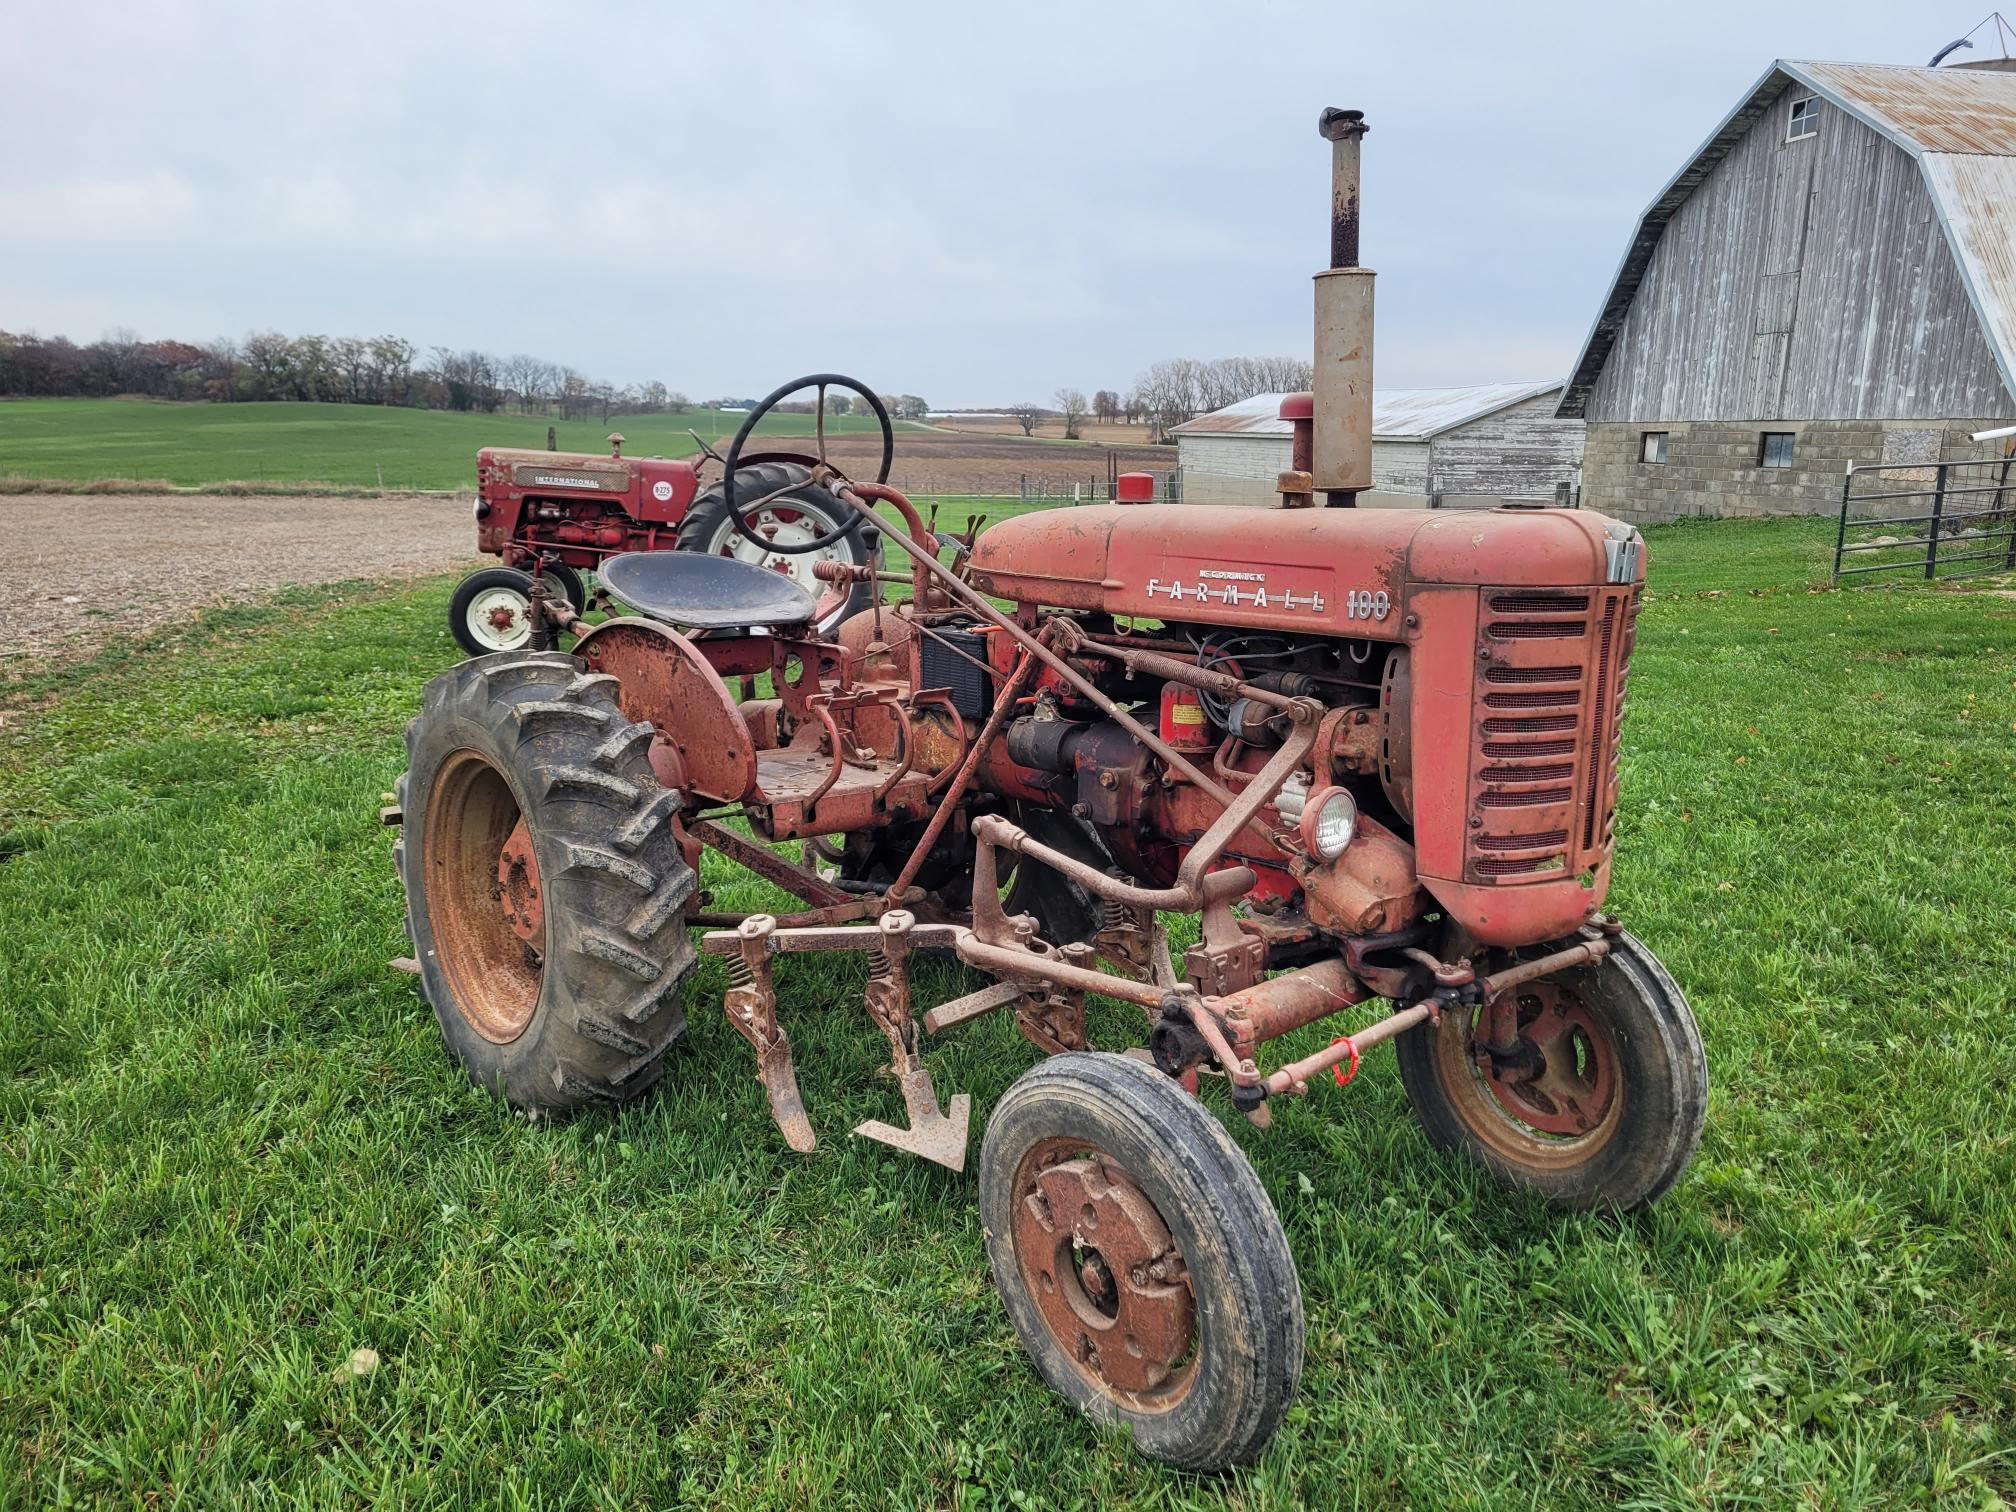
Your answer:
(0, 327), (699, 420)
(1014, 356), (1315, 442)
(1125, 356), (1315, 441)
(5, 324), (1304, 443)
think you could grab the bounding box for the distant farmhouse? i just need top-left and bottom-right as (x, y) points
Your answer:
(1171, 382), (1584, 508)
(1561, 58), (2016, 522)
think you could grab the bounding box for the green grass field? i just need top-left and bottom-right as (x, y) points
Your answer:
(2, 519), (2014, 1506)
(0, 399), (915, 492)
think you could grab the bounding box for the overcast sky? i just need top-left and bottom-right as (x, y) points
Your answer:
(0, 1), (1988, 405)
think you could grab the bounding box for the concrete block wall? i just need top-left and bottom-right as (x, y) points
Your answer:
(1581, 418), (2010, 524)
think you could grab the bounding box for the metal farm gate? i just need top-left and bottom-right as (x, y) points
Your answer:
(1833, 456), (2016, 584)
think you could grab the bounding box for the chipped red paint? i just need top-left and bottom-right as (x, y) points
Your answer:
(967, 502), (1642, 945)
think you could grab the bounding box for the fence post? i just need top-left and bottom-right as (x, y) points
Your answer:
(1999, 453), (2016, 570)
(1832, 460), (1853, 582)
(1925, 463), (1947, 580)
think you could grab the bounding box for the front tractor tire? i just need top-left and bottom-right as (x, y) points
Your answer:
(394, 651), (695, 1113)
(449, 565), (587, 658)
(1394, 930), (1706, 1211)
(979, 1053), (1304, 1471)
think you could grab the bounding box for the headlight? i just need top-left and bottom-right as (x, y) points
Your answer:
(1299, 786), (1358, 860)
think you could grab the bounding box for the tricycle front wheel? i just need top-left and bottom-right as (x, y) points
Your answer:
(978, 1053), (1303, 1471)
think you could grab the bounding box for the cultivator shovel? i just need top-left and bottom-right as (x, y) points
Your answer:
(704, 909), (972, 1169)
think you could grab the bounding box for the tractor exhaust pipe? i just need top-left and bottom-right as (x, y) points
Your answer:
(1313, 107), (1374, 506)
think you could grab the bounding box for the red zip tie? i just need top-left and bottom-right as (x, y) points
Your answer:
(1331, 1036), (1360, 1088)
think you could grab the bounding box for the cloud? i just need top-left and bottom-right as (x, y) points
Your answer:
(0, 0), (1950, 401)
(0, 172), (199, 242)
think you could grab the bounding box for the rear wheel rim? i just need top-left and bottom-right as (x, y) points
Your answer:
(702, 503), (853, 623)
(1008, 1136), (1197, 1413)
(424, 749), (543, 1043)
(1437, 978), (1623, 1168)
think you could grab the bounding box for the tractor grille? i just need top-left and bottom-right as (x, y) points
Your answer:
(1466, 587), (1639, 883)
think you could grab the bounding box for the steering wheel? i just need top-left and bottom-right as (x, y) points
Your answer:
(719, 373), (895, 556)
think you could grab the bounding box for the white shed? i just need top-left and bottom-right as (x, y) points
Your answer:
(1170, 382), (1585, 507)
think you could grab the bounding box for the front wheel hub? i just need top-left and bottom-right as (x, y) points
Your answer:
(1474, 982), (1618, 1136)
(1013, 1147), (1194, 1401)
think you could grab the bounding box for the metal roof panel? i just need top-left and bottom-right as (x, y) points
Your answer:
(1559, 59), (2016, 417)
(1171, 382), (1564, 440)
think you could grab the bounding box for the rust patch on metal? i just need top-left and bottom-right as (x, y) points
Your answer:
(1011, 1141), (1196, 1407)
(496, 816), (543, 944)
(575, 618), (756, 803)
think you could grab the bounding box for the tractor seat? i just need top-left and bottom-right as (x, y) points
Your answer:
(598, 551), (817, 630)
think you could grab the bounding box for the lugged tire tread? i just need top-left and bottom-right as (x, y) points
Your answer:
(624, 870), (698, 940)
(578, 928), (664, 983)
(394, 649), (693, 1116)
(613, 789), (680, 853)
(979, 1052), (1302, 1472)
(572, 1011), (651, 1056)
(543, 765), (641, 805)
(557, 843), (657, 892)
(512, 700), (614, 734)
(592, 724), (654, 771)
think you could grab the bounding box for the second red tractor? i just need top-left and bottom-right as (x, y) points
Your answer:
(450, 430), (877, 655)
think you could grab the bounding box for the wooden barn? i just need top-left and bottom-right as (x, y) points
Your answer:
(1560, 58), (2016, 523)
(1170, 382), (1585, 507)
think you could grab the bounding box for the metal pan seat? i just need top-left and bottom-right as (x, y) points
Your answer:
(598, 551), (818, 630)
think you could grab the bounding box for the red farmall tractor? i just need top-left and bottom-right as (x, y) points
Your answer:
(449, 427), (878, 655)
(389, 110), (1704, 1469)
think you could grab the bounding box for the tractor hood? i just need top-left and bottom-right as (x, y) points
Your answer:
(965, 504), (1640, 639)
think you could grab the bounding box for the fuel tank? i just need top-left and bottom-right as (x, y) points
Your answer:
(966, 503), (1635, 633)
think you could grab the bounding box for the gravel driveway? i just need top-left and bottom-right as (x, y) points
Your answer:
(5, 492), (480, 684)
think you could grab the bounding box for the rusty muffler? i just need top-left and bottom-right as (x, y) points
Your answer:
(1312, 107), (1374, 505)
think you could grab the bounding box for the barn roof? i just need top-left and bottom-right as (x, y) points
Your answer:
(1557, 59), (2016, 418)
(1169, 381), (1565, 441)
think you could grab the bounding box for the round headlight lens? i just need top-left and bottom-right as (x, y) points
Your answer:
(1302, 786), (1358, 860)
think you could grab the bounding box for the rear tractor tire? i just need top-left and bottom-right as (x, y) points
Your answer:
(676, 461), (875, 632)
(979, 1053), (1304, 1471)
(1394, 929), (1706, 1210)
(393, 651), (695, 1113)
(449, 565), (587, 658)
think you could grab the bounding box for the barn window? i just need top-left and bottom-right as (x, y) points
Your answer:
(1787, 96), (1819, 141)
(1639, 431), (1668, 464)
(1758, 432), (1796, 468)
